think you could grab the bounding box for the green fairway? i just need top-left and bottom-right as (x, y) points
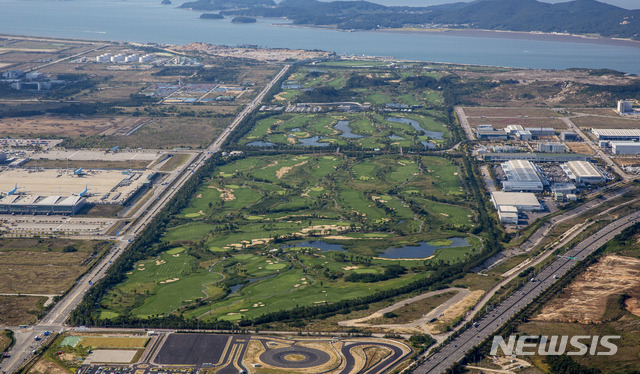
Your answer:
(98, 152), (478, 322)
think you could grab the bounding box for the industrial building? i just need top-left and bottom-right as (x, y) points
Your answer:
(562, 161), (606, 184)
(481, 153), (589, 162)
(592, 129), (640, 141)
(538, 143), (565, 153)
(617, 100), (634, 114)
(505, 125), (532, 140)
(551, 182), (577, 195)
(500, 160), (547, 192)
(476, 125), (508, 140)
(611, 141), (640, 155)
(560, 132), (579, 141)
(526, 127), (556, 138)
(0, 194), (85, 215)
(491, 191), (542, 224)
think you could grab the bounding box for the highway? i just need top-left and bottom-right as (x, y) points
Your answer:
(412, 209), (640, 374)
(0, 64), (290, 374)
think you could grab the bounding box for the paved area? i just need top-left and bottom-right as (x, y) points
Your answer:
(259, 346), (331, 369)
(85, 350), (137, 364)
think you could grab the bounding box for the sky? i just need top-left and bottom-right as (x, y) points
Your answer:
(313, 0), (639, 9)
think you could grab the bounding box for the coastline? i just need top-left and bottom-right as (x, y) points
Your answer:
(271, 23), (640, 49)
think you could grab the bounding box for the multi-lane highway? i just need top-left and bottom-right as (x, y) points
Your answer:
(0, 64), (290, 374)
(413, 209), (640, 374)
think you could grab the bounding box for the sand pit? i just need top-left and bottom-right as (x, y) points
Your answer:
(276, 161), (308, 179)
(534, 255), (640, 323)
(159, 278), (179, 284)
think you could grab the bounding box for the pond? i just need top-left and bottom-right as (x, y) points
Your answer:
(285, 237), (471, 259)
(379, 237), (470, 259)
(386, 117), (444, 139)
(299, 135), (331, 147)
(334, 120), (364, 138)
(247, 141), (275, 147)
(229, 273), (279, 294)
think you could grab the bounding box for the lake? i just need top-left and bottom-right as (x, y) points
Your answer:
(2, 0), (640, 73)
(285, 237), (471, 259)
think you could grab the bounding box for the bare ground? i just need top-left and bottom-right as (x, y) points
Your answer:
(534, 255), (640, 323)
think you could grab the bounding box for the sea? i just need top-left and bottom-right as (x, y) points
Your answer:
(2, 0), (640, 73)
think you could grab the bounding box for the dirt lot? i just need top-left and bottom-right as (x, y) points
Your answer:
(463, 107), (558, 117)
(467, 116), (566, 129)
(565, 142), (595, 155)
(29, 358), (70, 374)
(0, 239), (110, 294)
(0, 116), (148, 137)
(570, 115), (640, 129)
(534, 255), (640, 323)
(0, 296), (44, 325)
(64, 117), (229, 149)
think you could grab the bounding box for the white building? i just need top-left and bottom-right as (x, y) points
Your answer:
(501, 160), (546, 192)
(562, 161), (605, 184)
(111, 54), (126, 63)
(96, 53), (112, 62)
(617, 100), (634, 114)
(538, 143), (565, 153)
(139, 54), (155, 63)
(611, 141), (640, 155)
(592, 129), (640, 141)
(125, 54), (141, 63)
(497, 205), (519, 225)
(491, 191), (542, 212)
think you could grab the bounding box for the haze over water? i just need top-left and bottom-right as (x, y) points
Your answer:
(2, 0), (640, 73)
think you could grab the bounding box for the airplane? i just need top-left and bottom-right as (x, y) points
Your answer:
(74, 186), (91, 197)
(7, 184), (19, 196)
(73, 168), (85, 176)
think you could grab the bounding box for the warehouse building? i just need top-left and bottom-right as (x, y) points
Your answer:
(491, 191), (542, 224)
(481, 153), (589, 162)
(538, 143), (565, 153)
(592, 129), (640, 141)
(501, 160), (547, 192)
(560, 132), (579, 141)
(526, 127), (556, 138)
(611, 141), (640, 155)
(562, 161), (606, 184)
(0, 194), (85, 215)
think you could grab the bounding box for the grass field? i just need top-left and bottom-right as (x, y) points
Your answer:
(98, 153), (478, 321)
(241, 112), (450, 149)
(0, 330), (12, 354)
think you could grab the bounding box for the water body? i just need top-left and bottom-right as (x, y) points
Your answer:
(1, 0), (640, 73)
(379, 237), (470, 259)
(386, 117), (444, 139)
(229, 273), (279, 293)
(299, 135), (330, 147)
(287, 237), (470, 259)
(334, 120), (364, 138)
(246, 141), (275, 147)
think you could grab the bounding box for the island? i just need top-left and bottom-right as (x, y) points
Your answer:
(200, 13), (224, 19)
(231, 16), (257, 24)
(181, 0), (640, 41)
(161, 0), (171, 4)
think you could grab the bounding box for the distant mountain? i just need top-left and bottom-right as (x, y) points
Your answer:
(181, 0), (640, 40)
(179, 0), (275, 11)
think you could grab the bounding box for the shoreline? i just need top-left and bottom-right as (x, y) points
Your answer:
(271, 23), (640, 50)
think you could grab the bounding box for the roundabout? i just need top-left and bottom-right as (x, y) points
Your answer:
(259, 346), (331, 369)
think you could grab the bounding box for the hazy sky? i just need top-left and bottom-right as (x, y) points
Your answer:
(313, 0), (639, 10)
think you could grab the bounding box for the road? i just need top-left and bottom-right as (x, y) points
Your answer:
(0, 64), (290, 374)
(412, 209), (640, 374)
(455, 107), (476, 141)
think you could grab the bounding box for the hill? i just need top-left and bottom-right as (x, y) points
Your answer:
(182, 0), (640, 40)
